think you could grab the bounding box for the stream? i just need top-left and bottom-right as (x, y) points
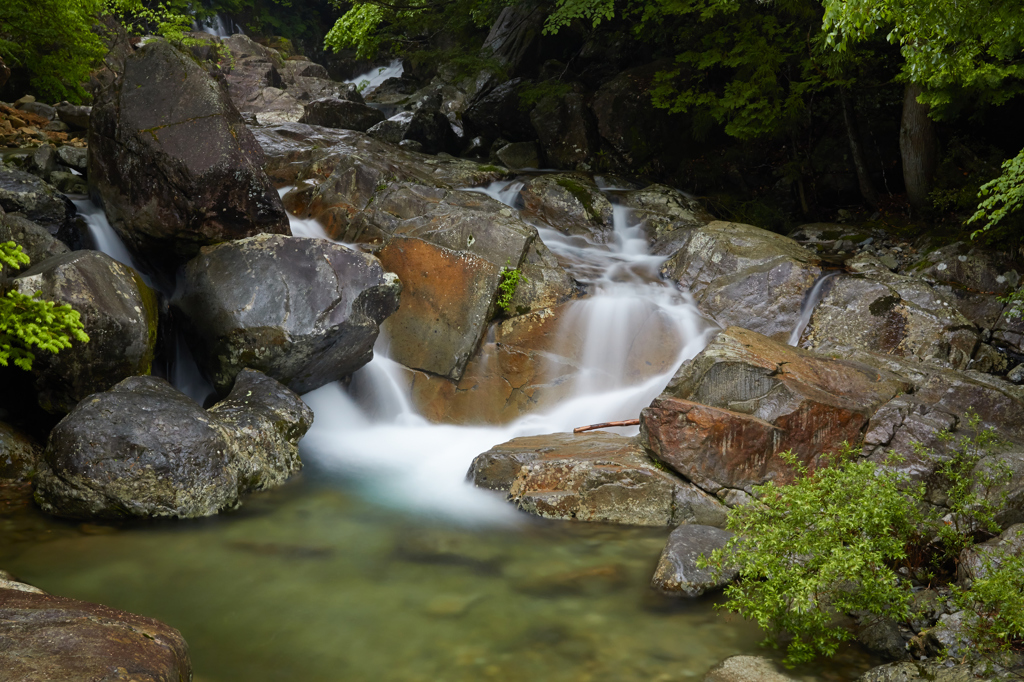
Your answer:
(0, 177), (879, 680)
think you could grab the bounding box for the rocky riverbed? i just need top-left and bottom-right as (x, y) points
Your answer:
(2, 27), (1024, 682)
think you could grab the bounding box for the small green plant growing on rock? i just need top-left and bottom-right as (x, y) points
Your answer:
(1, 241), (89, 371)
(495, 263), (527, 316)
(951, 540), (1024, 664)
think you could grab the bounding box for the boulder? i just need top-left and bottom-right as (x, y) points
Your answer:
(367, 185), (536, 380)
(993, 308), (1024, 358)
(13, 251), (158, 414)
(703, 656), (797, 682)
(463, 78), (534, 142)
(48, 172), (88, 195)
(530, 88), (598, 169)
(480, 4), (545, 77)
(660, 222), (822, 341)
(590, 61), (687, 170)
(651, 524), (737, 597)
(803, 257), (982, 370)
(641, 327), (910, 493)
(519, 173), (614, 242)
(857, 662), (992, 682)
(17, 101), (56, 121)
(89, 38), (290, 268)
(1, 214), (70, 273)
(34, 370), (312, 519)
(0, 164), (74, 235)
(402, 107), (460, 155)
(255, 122), (509, 197)
(471, 432), (728, 526)
(1, 421), (41, 481)
(495, 141), (541, 170)
(622, 184), (714, 241)
(245, 87), (306, 124)
(55, 146), (88, 174)
(174, 234), (400, 395)
(54, 102), (91, 131)
(0, 588), (192, 681)
(957, 523), (1024, 588)
(30, 144), (58, 179)
(907, 241), (1019, 296)
(299, 97), (385, 131)
(364, 76), (420, 105)
(366, 113), (411, 144)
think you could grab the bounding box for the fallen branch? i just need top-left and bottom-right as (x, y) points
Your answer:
(573, 419), (640, 434)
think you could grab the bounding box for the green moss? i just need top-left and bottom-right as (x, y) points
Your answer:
(132, 270), (159, 376)
(555, 177), (601, 223)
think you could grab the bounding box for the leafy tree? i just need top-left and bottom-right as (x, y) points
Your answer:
(0, 0), (108, 103)
(1, 241), (89, 371)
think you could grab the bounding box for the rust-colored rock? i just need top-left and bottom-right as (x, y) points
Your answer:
(0, 588), (192, 681)
(641, 327), (910, 493)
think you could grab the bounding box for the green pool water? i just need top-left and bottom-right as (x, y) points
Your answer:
(0, 476), (879, 682)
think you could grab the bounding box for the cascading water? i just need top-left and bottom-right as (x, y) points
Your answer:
(299, 177), (718, 521)
(345, 59), (404, 95)
(788, 270), (839, 346)
(193, 14), (242, 38)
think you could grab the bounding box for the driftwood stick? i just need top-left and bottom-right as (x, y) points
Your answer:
(573, 419), (640, 434)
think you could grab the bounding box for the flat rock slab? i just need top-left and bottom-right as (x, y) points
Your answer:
(643, 327), (909, 493)
(0, 588), (192, 682)
(703, 656), (797, 682)
(470, 432), (727, 527)
(651, 524), (737, 597)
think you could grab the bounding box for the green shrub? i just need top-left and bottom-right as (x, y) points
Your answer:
(495, 265), (527, 316)
(952, 541), (1024, 663)
(701, 446), (925, 666)
(1, 241), (89, 370)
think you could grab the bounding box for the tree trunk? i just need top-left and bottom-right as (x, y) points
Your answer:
(899, 83), (938, 211)
(840, 88), (879, 208)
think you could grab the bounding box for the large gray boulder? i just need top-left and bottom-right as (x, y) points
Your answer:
(1, 213), (69, 273)
(35, 370), (312, 520)
(803, 253), (981, 370)
(660, 221), (823, 342)
(1, 422), (42, 481)
(530, 87), (599, 169)
(89, 38), (290, 268)
(13, 251), (158, 414)
(519, 173), (614, 242)
(651, 524), (737, 597)
(174, 234), (401, 394)
(0, 588), (192, 681)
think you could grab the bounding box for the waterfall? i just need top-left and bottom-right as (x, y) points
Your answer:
(346, 59), (404, 95)
(788, 271), (839, 346)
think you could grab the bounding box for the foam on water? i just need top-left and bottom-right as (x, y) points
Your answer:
(346, 59), (404, 94)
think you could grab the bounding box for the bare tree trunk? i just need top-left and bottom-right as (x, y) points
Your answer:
(840, 87), (879, 208)
(900, 83), (938, 211)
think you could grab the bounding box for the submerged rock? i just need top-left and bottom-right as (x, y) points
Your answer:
(89, 38), (290, 268)
(174, 234), (401, 395)
(651, 524), (736, 597)
(470, 432), (728, 527)
(0, 587), (192, 681)
(660, 221), (822, 342)
(35, 370), (312, 520)
(703, 655), (797, 682)
(13, 251), (158, 414)
(641, 327), (909, 493)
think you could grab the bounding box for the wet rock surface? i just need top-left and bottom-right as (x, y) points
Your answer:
(35, 370), (312, 520)
(642, 327), (908, 493)
(470, 432), (727, 527)
(0, 163), (74, 235)
(0, 587), (192, 681)
(651, 524), (736, 597)
(1, 213), (69, 273)
(174, 234), (401, 395)
(0, 422), (41, 481)
(702, 655), (797, 682)
(89, 39), (290, 268)
(661, 221), (822, 341)
(520, 174), (614, 241)
(299, 97), (385, 132)
(12, 251), (158, 414)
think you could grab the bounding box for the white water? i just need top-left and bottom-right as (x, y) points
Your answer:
(346, 59), (404, 94)
(194, 14), (242, 38)
(299, 178), (718, 522)
(788, 271), (839, 346)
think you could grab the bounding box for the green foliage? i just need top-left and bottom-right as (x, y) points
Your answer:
(0, 242), (89, 371)
(518, 80), (573, 111)
(0, 0), (108, 103)
(1000, 287), (1024, 321)
(952, 539), (1024, 661)
(929, 412), (1011, 562)
(705, 414), (1014, 667)
(495, 264), (526, 315)
(106, 0), (197, 46)
(702, 446), (924, 666)
(969, 148), (1024, 239)
(543, 0), (615, 35)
